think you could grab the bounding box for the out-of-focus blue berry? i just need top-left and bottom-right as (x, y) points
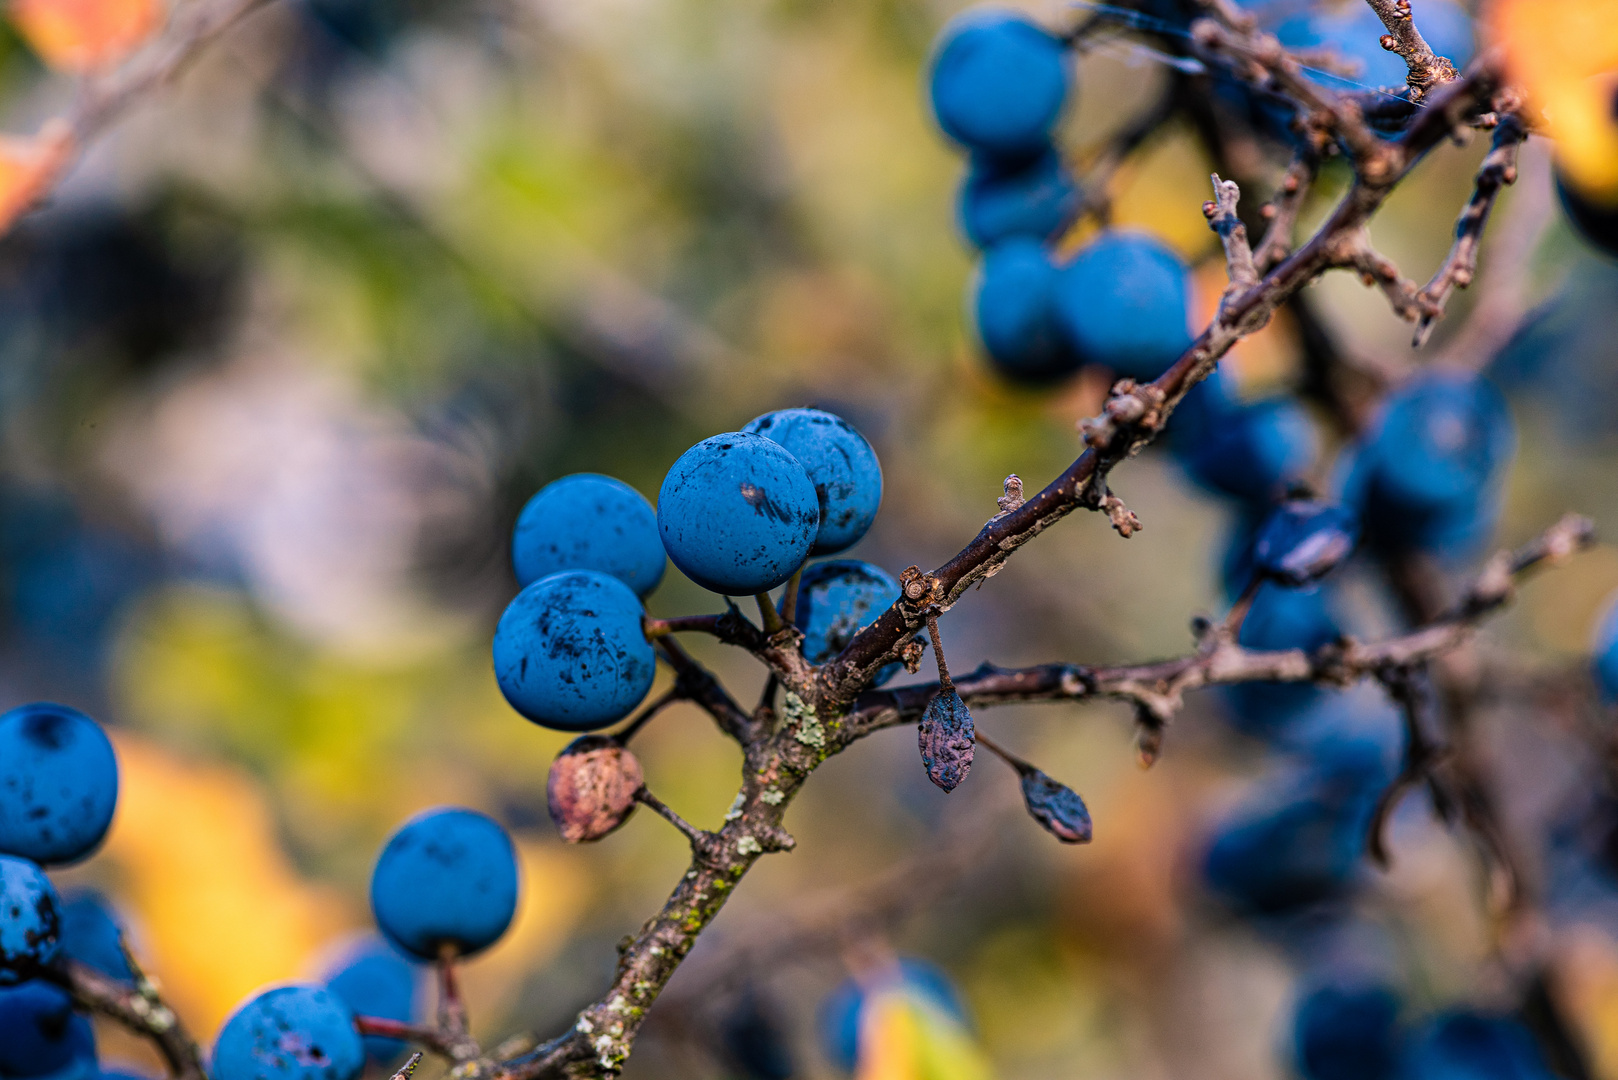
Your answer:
(788, 560), (899, 670)
(1273, 0), (1473, 91)
(719, 989), (794, 1080)
(493, 570), (655, 732)
(511, 474), (665, 598)
(57, 891), (133, 983)
(1403, 1012), (1555, 1080)
(1593, 596), (1618, 704)
(322, 937), (421, 1065)
(742, 409), (882, 556)
(1341, 371), (1513, 560)
(818, 959), (968, 1074)
(370, 808), (518, 961)
(929, 11), (1071, 160)
(658, 432), (821, 595)
(1559, 172), (1618, 257)
(1203, 734), (1392, 914)
(1223, 582), (1341, 737)
(211, 985), (365, 1080)
(1293, 983), (1404, 1080)
(1053, 231), (1192, 381)
(0, 855), (61, 983)
(971, 239), (1080, 384)
(1178, 394), (1319, 506)
(0, 703), (118, 867)
(0, 980), (97, 1080)
(958, 149), (1080, 249)
(1252, 500), (1360, 587)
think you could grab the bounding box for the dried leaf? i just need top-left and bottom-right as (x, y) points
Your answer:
(0, 122), (73, 233)
(918, 689), (973, 792)
(546, 735), (643, 843)
(1019, 770), (1092, 844)
(11, 0), (163, 72)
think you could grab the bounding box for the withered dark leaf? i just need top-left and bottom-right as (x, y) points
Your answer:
(918, 689), (974, 792)
(547, 735), (644, 843)
(1020, 769), (1092, 844)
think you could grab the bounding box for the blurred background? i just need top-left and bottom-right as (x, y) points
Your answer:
(8, 0), (1618, 1076)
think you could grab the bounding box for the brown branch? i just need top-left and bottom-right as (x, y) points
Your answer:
(1254, 151), (1320, 274)
(842, 515), (1594, 740)
(1414, 114), (1528, 345)
(654, 637), (755, 743)
(1204, 173), (1259, 298)
(1361, 0), (1459, 99)
(825, 63), (1505, 701)
(49, 960), (206, 1080)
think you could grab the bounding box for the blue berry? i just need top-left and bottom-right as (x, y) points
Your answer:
(0, 855), (61, 984)
(742, 410), (883, 556)
(1593, 597), (1618, 704)
(1252, 500), (1360, 587)
(818, 959), (967, 1073)
(370, 808), (518, 961)
(787, 561), (899, 677)
(928, 11), (1071, 160)
(1053, 231), (1192, 381)
(493, 570), (655, 732)
(1203, 735), (1390, 914)
(1293, 984), (1404, 1080)
(322, 938), (420, 1065)
(1222, 582), (1341, 737)
(57, 890), (133, 982)
(0, 980), (96, 1080)
(1557, 171), (1618, 258)
(1342, 371), (1514, 559)
(511, 474), (664, 597)
(1403, 1012), (1555, 1080)
(0, 703), (118, 867)
(971, 239), (1079, 383)
(657, 432), (820, 594)
(1178, 393), (1319, 505)
(211, 985), (365, 1080)
(958, 149), (1080, 249)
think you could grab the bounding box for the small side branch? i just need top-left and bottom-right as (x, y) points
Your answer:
(656, 638), (755, 743)
(1414, 114), (1527, 346)
(1362, 0), (1459, 100)
(355, 1018), (458, 1060)
(635, 787), (718, 853)
(1254, 152), (1319, 274)
(1205, 173), (1259, 296)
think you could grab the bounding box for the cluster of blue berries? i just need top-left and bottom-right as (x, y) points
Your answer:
(928, 10), (1194, 386)
(492, 406), (885, 734)
(0, 702), (122, 1080)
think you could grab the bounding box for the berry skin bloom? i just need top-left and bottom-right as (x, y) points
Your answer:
(511, 473), (665, 598)
(369, 807), (519, 961)
(928, 10), (1071, 160)
(742, 409), (883, 556)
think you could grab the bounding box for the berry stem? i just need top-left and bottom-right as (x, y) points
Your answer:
(973, 730), (1036, 778)
(390, 1052), (425, 1080)
(354, 1017), (455, 1058)
(1222, 573), (1264, 638)
(634, 786), (713, 849)
(613, 686), (681, 744)
(778, 566), (804, 627)
(925, 612), (953, 693)
(755, 592), (785, 635)
(436, 943), (475, 1057)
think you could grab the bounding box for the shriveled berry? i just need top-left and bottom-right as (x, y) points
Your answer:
(546, 736), (644, 844)
(918, 690), (974, 793)
(1019, 770), (1092, 843)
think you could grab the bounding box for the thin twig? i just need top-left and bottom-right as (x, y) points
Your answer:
(1361, 0), (1459, 100)
(634, 788), (716, 851)
(49, 960), (206, 1080)
(355, 1018), (457, 1060)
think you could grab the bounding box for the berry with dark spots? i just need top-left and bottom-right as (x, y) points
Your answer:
(784, 560), (901, 684)
(0, 855), (61, 984)
(369, 808), (518, 961)
(57, 889), (133, 982)
(928, 10), (1071, 160)
(0, 979), (97, 1079)
(493, 569), (655, 731)
(742, 410), (883, 556)
(321, 937), (422, 1066)
(1052, 230), (1193, 382)
(511, 473), (665, 598)
(210, 985), (365, 1080)
(0, 702), (118, 867)
(657, 432), (820, 595)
